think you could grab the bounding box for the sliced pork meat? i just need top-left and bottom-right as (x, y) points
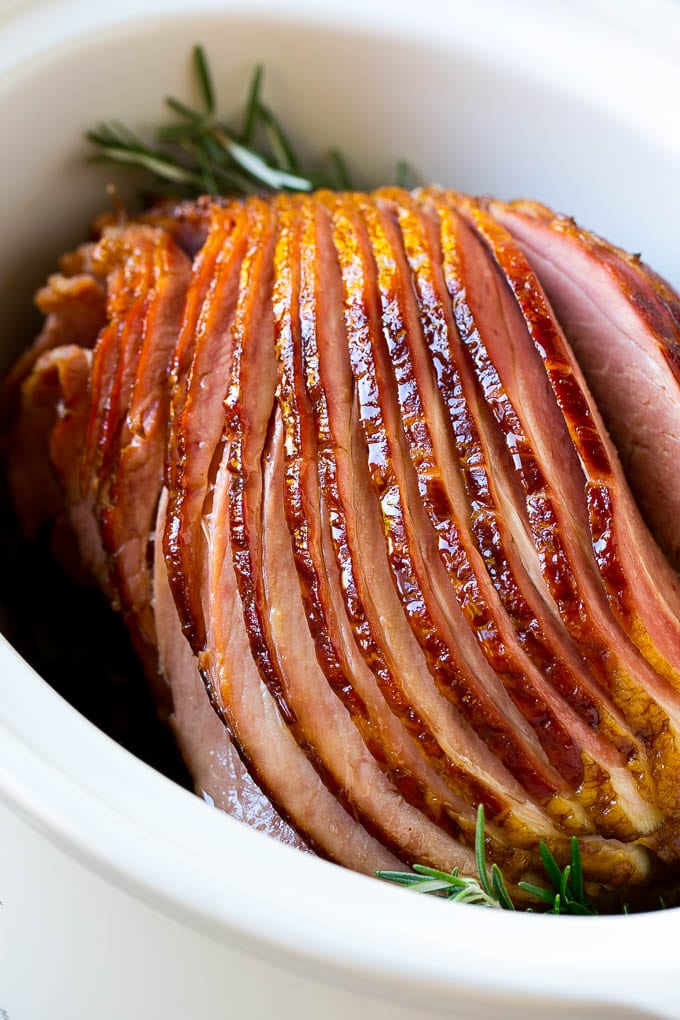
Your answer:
(281, 195), (505, 855)
(1, 244), (105, 419)
(164, 200), (259, 651)
(8, 186), (680, 901)
(95, 226), (192, 662)
(153, 488), (308, 849)
(297, 196), (537, 864)
(8, 344), (103, 581)
(368, 188), (658, 842)
(203, 420), (403, 873)
(325, 192), (568, 810)
(426, 193), (680, 828)
(454, 198), (680, 691)
(488, 198), (680, 573)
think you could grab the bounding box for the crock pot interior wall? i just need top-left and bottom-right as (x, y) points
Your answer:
(0, 9), (678, 369)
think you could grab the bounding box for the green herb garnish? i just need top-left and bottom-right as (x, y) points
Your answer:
(86, 46), (420, 199)
(87, 45), (354, 198)
(377, 804), (597, 914)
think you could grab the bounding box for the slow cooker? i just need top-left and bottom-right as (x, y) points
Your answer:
(1, 1), (680, 1016)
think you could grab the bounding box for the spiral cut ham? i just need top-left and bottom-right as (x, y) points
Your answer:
(7, 188), (680, 898)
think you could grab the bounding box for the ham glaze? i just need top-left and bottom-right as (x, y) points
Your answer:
(6, 187), (680, 901)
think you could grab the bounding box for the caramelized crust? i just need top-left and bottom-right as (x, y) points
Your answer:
(11, 187), (680, 894)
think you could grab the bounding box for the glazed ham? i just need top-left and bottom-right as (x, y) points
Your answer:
(7, 187), (680, 897)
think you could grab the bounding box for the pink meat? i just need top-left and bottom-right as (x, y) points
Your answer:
(10, 188), (680, 892)
(489, 198), (680, 572)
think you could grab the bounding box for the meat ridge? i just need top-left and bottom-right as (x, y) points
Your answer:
(176, 202), (403, 867)
(11, 346), (87, 549)
(310, 191), (573, 850)
(279, 193), (481, 855)
(81, 226), (162, 511)
(9, 349), (77, 540)
(367, 192), (584, 777)
(459, 198), (680, 690)
(100, 229), (191, 675)
(263, 404), (484, 871)
(488, 199), (680, 573)
(409, 189), (657, 742)
(79, 301), (124, 504)
(153, 488), (308, 849)
(165, 200), (244, 478)
(88, 230), (160, 590)
(226, 196), (297, 723)
(489, 199), (680, 344)
(164, 203), (252, 651)
(227, 194), (448, 866)
(4, 243), (112, 594)
(409, 191), (645, 761)
(43, 224), (186, 700)
(302, 195), (522, 840)
(2, 243), (105, 419)
(428, 192), (680, 822)
(307, 191), (650, 880)
(43, 346), (110, 591)
(328, 190), (570, 807)
(368, 187), (658, 840)
(9, 344), (112, 600)
(166, 203), (240, 405)
(203, 415), (403, 872)
(141, 194), (224, 259)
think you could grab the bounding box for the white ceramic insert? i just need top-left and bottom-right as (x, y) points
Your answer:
(1, 2), (680, 1017)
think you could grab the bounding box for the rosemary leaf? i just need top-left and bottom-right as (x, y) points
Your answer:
(570, 836), (584, 904)
(87, 122), (144, 150)
(156, 121), (203, 143)
(223, 134), (314, 191)
(194, 44), (216, 115)
(491, 864), (515, 912)
(538, 841), (563, 892)
(164, 96), (205, 123)
(411, 863), (464, 883)
(259, 103), (300, 171)
(241, 63), (265, 145)
(517, 881), (556, 905)
(396, 158), (421, 189)
(395, 159), (411, 188)
(377, 871), (433, 887)
(474, 803), (494, 899)
(193, 143), (220, 196)
(89, 146), (205, 188)
(564, 901), (597, 917)
(403, 878), (462, 895)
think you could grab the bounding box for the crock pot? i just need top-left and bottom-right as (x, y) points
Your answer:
(1, 1), (680, 1017)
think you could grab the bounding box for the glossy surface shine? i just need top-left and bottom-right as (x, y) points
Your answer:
(37, 186), (680, 880)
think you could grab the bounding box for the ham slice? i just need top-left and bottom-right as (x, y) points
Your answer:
(488, 198), (680, 573)
(153, 487), (307, 848)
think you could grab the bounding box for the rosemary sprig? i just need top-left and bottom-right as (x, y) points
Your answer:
(377, 804), (597, 915)
(377, 805), (513, 910)
(86, 46), (355, 198)
(518, 838), (597, 915)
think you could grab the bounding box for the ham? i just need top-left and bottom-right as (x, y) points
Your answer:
(488, 198), (680, 573)
(8, 186), (680, 898)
